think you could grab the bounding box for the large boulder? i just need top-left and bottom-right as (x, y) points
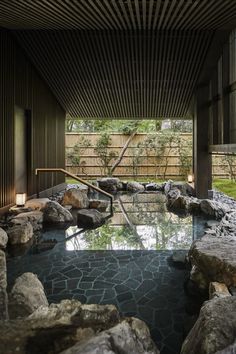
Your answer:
(127, 181), (145, 193)
(8, 272), (48, 319)
(97, 178), (122, 193)
(7, 222), (33, 244)
(11, 211), (43, 231)
(77, 209), (106, 228)
(43, 201), (73, 223)
(0, 250), (8, 320)
(29, 301), (120, 328)
(215, 340), (236, 354)
(25, 198), (50, 210)
(61, 318), (159, 354)
(0, 227), (8, 249)
(181, 296), (236, 354)
(62, 188), (89, 209)
(145, 183), (163, 192)
(0, 300), (159, 354)
(189, 234), (236, 289)
(172, 181), (195, 196)
(200, 199), (231, 219)
(209, 282), (231, 299)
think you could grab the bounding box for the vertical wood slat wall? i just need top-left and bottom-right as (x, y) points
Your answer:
(209, 30), (236, 145)
(0, 29), (66, 209)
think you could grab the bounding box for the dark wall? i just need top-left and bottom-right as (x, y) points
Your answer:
(0, 29), (66, 209)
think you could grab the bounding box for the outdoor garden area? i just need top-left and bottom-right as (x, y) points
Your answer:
(65, 118), (236, 199)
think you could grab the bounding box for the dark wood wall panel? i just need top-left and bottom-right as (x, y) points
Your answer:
(0, 30), (66, 209)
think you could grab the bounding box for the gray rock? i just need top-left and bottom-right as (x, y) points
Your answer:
(0, 227), (8, 249)
(172, 181), (195, 196)
(9, 272), (48, 319)
(127, 181), (145, 193)
(61, 317), (159, 354)
(190, 265), (209, 290)
(181, 296), (236, 354)
(215, 340), (236, 354)
(25, 198), (50, 210)
(0, 250), (8, 319)
(43, 201), (73, 223)
(7, 222), (33, 244)
(30, 301), (119, 328)
(11, 210), (43, 231)
(206, 220), (220, 228)
(77, 209), (106, 228)
(62, 188), (89, 209)
(98, 178), (121, 193)
(164, 180), (173, 195)
(200, 199), (231, 219)
(189, 234), (236, 289)
(209, 282), (231, 299)
(145, 183), (163, 191)
(89, 199), (109, 212)
(172, 250), (188, 264)
(188, 197), (201, 212)
(0, 301), (121, 354)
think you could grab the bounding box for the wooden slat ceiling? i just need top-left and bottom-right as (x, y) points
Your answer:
(1, 1), (236, 118)
(1, 0), (236, 31)
(13, 30), (212, 118)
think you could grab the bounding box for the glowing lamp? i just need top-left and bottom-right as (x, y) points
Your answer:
(16, 193), (26, 207)
(187, 174), (193, 183)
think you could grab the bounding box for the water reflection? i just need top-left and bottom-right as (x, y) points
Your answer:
(64, 193), (210, 251)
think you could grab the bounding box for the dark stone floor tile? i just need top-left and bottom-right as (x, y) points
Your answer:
(119, 300), (137, 313)
(102, 288), (116, 300)
(102, 269), (117, 278)
(79, 282), (93, 290)
(93, 281), (114, 289)
(87, 295), (103, 304)
(64, 269), (82, 278)
(137, 279), (156, 293)
(117, 291), (133, 303)
(72, 294), (87, 303)
(122, 278), (140, 290)
(114, 284), (130, 294)
(67, 278), (80, 289)
(85, 289), (104, 296)
(137, 296), (150, 305)
(155, 309), (173, 329)
(72, 289), (85, 295)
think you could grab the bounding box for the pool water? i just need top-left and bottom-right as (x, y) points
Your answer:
(7, 192), (212, 354)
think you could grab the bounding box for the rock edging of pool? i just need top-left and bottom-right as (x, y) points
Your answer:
(0, 268), (159, 354)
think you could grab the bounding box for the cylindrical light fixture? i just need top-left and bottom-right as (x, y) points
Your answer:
(16, 193), (26, 207)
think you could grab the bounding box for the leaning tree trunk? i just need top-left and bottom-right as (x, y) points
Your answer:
(110, 130), (137, 175)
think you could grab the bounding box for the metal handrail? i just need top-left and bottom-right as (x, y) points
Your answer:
(35, 168), (113, 212)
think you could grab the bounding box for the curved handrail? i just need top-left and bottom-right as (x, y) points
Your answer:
(35, 168), (113, 212)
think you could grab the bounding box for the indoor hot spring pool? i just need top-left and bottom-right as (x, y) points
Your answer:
(6, 192), (214, 354)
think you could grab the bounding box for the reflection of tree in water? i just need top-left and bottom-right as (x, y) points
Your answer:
(151, 214), (192, 250)
(79, 194), (193, 250)
(81, 223), (141, 250)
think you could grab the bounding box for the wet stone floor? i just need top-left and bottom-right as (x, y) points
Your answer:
(7, 244), (189, 354)
(7, 193), (206, 354)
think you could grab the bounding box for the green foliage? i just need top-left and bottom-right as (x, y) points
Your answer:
(220, 155), (236, 181)
(66, 136), (91, 174)
(178, 138), (192, 179)
(94, 132), (117, 176)
(213, 178), (236, 199)
(65, 119), (192, 133)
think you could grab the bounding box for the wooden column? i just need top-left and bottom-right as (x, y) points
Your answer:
(222, 41), (230, 144)
(194, 85), (212, 199)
